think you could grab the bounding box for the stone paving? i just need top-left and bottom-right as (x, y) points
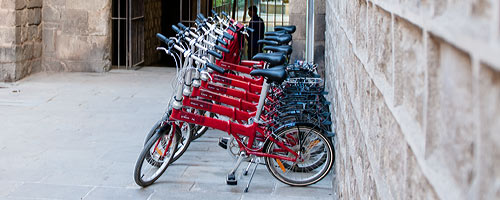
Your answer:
(0, 67), (334, 200)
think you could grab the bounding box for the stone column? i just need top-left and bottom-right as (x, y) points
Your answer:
(0, 0), (43, 82)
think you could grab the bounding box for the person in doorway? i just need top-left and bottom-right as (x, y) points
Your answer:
(247, 5), (265, 59)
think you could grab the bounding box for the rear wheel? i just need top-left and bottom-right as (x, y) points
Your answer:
(264, 126), (334, 186)
(134, 124), (179, 187)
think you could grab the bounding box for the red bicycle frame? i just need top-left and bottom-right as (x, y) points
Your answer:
(170, 108), (298, 161)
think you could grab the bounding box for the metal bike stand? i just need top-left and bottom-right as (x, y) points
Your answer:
(244, 157), (260, 193)
(227, 151), (247, 185)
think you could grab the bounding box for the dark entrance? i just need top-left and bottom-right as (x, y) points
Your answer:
(112, 0), (218, 68)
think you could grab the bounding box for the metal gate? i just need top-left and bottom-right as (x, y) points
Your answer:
(112, 0), (144, 69)
(213, 0), (289, 32)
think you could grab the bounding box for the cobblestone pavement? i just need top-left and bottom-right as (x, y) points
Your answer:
(0, 68), (334, 200)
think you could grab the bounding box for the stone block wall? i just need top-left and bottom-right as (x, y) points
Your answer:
(41, 0), (111, 72)
(0, 0), (42, 82)
(325, 0), (500, 199)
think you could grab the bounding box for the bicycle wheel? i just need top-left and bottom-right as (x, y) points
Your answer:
(134, 124), (179, 187)
(170, 122), (193, 163)
(264, 126), (334, 186)
(144, 120), (162, 146)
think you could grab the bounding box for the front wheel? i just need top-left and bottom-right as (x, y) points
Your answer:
(134, 124), (179, 187)
(264, 126), (334, 186)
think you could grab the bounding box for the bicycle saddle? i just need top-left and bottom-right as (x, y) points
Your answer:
(264, 34), (292, 44)
(263, 45), (292, 55)
(264, 30), (288, 36)
(250, 65), (287, 83)
(252, 53), (286, 67)
(274, 25), (296, 34)
(257, 39), (279, 46)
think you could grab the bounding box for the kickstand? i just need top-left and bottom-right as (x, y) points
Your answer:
(244, 157), (260, 193)
(243, 157), (254, 176)
(227, 152), (246, 185)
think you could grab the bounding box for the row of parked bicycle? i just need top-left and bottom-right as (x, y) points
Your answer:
(133, 10), (335, 192)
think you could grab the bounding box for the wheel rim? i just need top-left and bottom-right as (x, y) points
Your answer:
(266, 126), (332, 185)
(138, 127), (177, 183)
(174, 122), (191, 158)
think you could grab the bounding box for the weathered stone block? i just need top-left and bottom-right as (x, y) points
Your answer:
(289, 13), (306, 40)
(42, 6), (61, 23)
(0, 9), (16, 27)
(478, 64), (500, 200)
(378, 106), (406, 200)
(15, 9), (28, 26)
(62, 9), (88, 34)
(406, 146), (439, 200)
(0, 46), (16, 63)
(16, 43), (34, 61)
(27, 0), (42, 8)
(15, 26), (28, 44)
(88, 7), (110, 36)
(355, 0), (367, 60)
(368, 6), (392, 87)
(0, 27), (16, 45)
(42, 28), (56, 52)
(66, 0), (108, 11)
(393, 17), (425, 128)
(426, 37), (476, 195)
(15, 0), (26, 10)
(55, 35), (92, 60)
(314, 14), (326, 42)
(0, 0), (16, 9)
(0, 62), (16, 82)
(288, 0), (303, 15)
(28, 8), (42, 25)
(291, 39), (305, 62)
(33, 42), (42, 58)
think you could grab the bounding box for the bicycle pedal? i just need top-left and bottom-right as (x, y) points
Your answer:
(226, 173), (237, 185)
(218, 137), (229, 149)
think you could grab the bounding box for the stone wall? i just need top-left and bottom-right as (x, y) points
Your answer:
(0, 0), (42, 82)
(289, 0), (325, 76)
(42, 0), (111, 72)
(325, 0), (500, 199)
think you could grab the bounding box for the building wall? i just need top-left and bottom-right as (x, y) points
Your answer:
(0, 0), (42, 82)
(42, 0), (111, 72)
(325, 0), (500, 199)
(289, 0), (325, 76)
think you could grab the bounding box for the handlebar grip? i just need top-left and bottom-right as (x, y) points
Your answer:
(215, 45), (230, 54)
(221, 11), (229, 18)
(198, 13), (207, 21)
(211, 10), (218, 17)
(156, 33), (169, 43)
(208, 50), (223, 59)
(172, 25), (181, 34)
(216, 37), (228, 46)
(223, 32), (234, 41)
(177, 23), (188, 31)
(195, 19), (202, 26)
(227, 26), (236, 32)
(206, 63), (226, 74)
(246, 27), (254, 33)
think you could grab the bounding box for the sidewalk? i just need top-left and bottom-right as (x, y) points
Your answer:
(0, 68), (333, 200)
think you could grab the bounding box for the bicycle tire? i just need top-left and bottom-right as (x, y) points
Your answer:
(170, 122), (193, 163)
(264, 126), (334, 186)
(134, 125), (179, 187)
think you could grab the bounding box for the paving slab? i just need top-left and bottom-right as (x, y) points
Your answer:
(0, 68), (334, 200)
